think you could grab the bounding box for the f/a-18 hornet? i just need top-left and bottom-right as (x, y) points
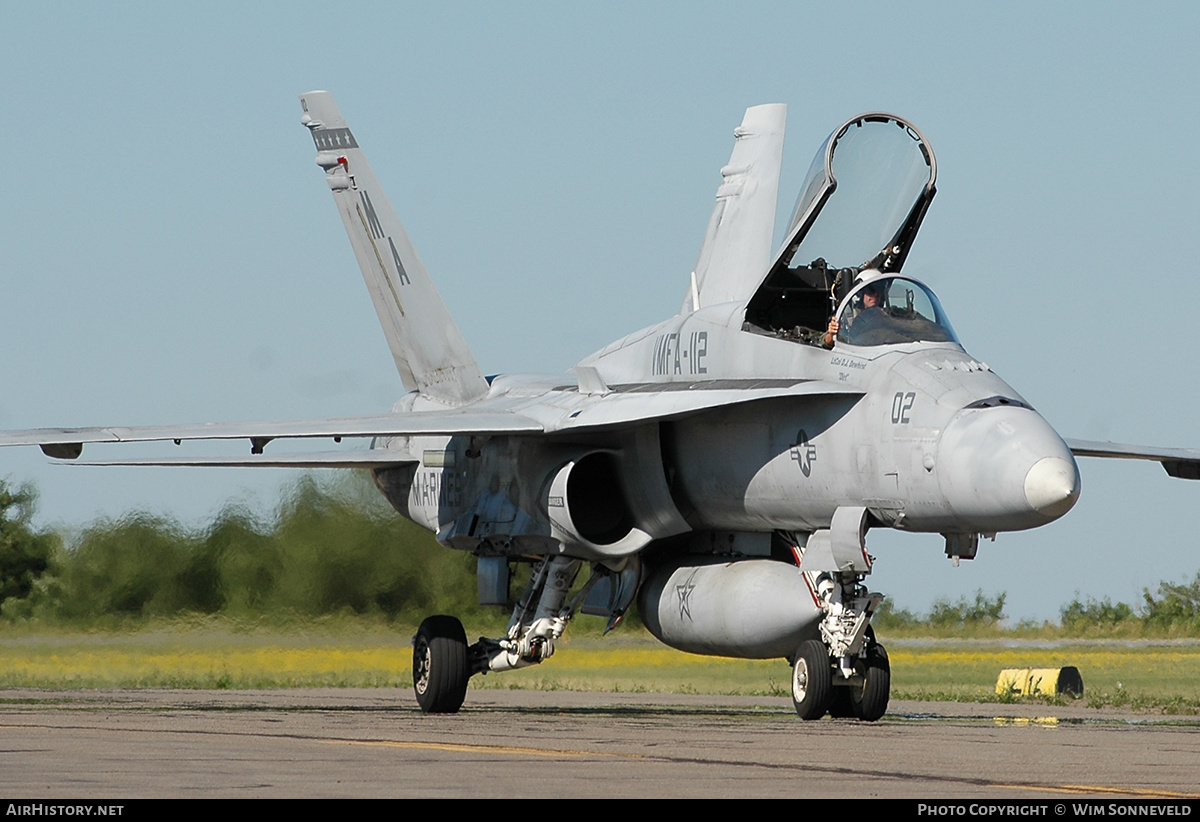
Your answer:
(5, 93), (1199, 720)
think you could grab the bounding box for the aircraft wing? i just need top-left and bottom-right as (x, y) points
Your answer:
(1066, 438), (1200, 480)
(1, 380), (859, 463)
(69, 451), (420, 468)
(0, 411), (545, 460)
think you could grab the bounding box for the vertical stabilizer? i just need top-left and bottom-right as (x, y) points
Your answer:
(682, 104), (786, 313)
(299, 91), (489, 405)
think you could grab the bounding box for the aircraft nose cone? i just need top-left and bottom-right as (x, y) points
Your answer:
(936, 406), (1080, 532)
(1024, 456), (1080, 518)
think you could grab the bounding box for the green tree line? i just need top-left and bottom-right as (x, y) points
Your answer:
(2, 475), (1199, 633)
(0, 474), (487, 625)
(871, 582), (1200, 635)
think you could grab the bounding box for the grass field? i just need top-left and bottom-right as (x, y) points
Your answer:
(1, 619), (1198, 713)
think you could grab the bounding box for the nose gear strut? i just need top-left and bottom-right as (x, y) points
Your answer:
(783, 508), (892, 721)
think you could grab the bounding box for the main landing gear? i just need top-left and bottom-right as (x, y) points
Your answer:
(411, 555), (630, 713)
(412, 615), (471, 713)
(790, 570), (890, 722)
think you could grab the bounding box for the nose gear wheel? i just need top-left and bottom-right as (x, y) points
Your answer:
(791, 639), (833, 720)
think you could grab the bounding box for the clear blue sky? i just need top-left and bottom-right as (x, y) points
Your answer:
(3, 2), (1199, 621)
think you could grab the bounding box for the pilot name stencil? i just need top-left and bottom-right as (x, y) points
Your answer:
(830, 356), (867, 370)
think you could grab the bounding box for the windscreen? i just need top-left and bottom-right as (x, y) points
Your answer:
(836, 277), (958, 347)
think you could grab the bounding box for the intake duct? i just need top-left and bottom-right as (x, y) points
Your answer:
(546, 452), (652, 557)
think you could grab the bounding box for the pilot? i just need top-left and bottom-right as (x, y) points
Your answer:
(823, 282), (884, 347)
(830, 282), (888, 345)
(858, 282), (884, 312)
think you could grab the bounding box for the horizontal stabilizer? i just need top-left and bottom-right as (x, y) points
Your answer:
(1066, 438), (1200, 480)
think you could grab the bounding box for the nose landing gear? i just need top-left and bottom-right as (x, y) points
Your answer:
(784, 509), (891, 721)
(790, 624), (890, 722)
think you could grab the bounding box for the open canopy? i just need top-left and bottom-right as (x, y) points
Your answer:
(781, 113), (935, 273)
(745, 113), (937, 340)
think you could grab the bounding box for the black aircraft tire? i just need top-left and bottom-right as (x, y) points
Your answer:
(413, 615), (470, 714)
(791, 639), (833, 720)
(828, 686), (855, 718)
(851, 643), (890, 722)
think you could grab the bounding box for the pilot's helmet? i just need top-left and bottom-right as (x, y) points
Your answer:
(853, 269), (886, 287)
(853, 280), (887, 310)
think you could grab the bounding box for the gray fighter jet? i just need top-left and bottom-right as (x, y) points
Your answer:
(4, 93), (1198, 720)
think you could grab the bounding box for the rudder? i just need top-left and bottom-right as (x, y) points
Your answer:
(300, 91), (488, 405)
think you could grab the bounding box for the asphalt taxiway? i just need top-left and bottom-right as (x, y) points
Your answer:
(1, 689), (1197, 798)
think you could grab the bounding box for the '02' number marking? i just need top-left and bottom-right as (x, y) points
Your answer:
(891, 392), (915, 424)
